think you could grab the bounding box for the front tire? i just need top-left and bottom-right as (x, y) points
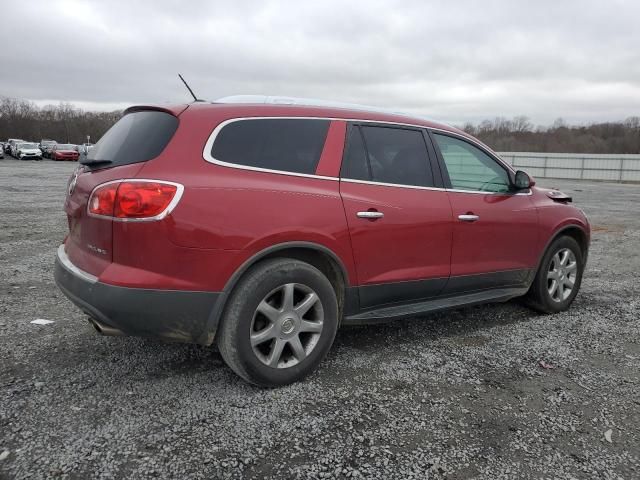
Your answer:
(217, 258), (339, 387)
(525, 235), (584, 313)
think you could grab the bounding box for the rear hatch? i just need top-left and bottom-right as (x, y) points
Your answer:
(63, 107), (183, 277)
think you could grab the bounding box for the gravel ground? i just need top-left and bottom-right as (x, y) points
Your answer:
(0, 158), (639, 479)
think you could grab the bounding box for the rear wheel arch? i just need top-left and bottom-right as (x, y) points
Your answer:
(201, 242), (349, 345)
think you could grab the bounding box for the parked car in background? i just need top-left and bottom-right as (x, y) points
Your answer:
(0, 145), (4, 159)
(51, 144), (79, 161)
(42, 142), (58, 158)
(40, 139), (57, 157)
(16, 142), (43, 160)
(75, 143), (94, 161)
(75, 143), (94, 152)
(6, 139), (24, 156)
(54, 98), (590, 387)
(11, 141), (26, 157)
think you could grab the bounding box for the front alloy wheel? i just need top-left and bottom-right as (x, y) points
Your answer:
(525, 235), (584, 313)
(546, 248), (578, 302)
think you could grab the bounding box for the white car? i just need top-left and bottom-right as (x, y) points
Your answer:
(7, 139), (24, 156)
(16, 142), (43, 160)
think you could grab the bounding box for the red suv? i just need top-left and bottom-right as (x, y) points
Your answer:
(54, 99), (590, 386)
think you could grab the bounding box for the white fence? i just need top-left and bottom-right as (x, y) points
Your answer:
(497, 152), (640, 182)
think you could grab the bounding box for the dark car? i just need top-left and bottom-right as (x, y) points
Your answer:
(54, 97), (590, 386)
(40, 139), (57, 158)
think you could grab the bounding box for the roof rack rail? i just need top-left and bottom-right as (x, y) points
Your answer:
(214, 95), (405, 115)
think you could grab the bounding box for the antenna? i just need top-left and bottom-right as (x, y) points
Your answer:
(178, 74), (204, 102)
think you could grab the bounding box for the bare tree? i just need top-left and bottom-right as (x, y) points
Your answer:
(0, 96), (122, 145)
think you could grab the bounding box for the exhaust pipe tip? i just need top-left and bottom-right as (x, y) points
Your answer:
(87, 317), (124, 337)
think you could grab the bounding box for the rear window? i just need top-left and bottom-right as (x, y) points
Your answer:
(84, 111), (178, 168)
(210, 118), (330, 175)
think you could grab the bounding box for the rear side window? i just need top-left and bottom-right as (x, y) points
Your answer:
(85, 111), (178, 168)
(341, 125), (434, 187)
(211, 119), (330, 175)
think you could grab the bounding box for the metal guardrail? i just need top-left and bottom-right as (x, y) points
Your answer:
(497, 152), (640, 182)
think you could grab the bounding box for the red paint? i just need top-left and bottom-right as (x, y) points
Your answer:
(340, 182), (452, 285)
(447, 192), (539, 276)
(52, 149), (79, 161)
(62, 102), (590, 301)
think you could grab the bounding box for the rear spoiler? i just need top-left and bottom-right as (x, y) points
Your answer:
(123, 104), (189, 117)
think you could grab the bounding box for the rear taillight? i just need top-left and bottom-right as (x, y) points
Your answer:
(88, 180), (183, 221)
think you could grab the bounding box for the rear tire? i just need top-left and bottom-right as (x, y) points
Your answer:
(525, 235), (584, 313)
(216, 258), (339, 387)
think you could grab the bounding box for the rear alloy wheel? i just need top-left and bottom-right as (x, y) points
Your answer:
(250, 283), (324, 369)
(217, 258), (339, 386)
(525, 235), (584, 313)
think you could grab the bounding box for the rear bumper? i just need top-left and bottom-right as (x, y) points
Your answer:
(54, 245), (221, 345)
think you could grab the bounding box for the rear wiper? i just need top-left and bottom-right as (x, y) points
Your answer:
(80, 158), (112, 166)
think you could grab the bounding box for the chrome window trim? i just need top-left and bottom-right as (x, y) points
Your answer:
(201, 116), (530, 195)
(340, 177), (443, 192)
(202, 117), (338, 181)
(341, 178), (531, 196)
(87, 179), (185, 222)
(57, 244), (98, 284)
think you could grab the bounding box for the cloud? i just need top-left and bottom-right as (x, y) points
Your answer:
(1, 0), (639, 124)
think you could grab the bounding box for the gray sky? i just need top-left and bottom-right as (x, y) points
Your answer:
(1, 0), (639, 125)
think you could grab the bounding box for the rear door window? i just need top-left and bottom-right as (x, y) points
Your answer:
(341, 125), (435, 187)
(210, 118), (330, 175)
(85, 111), (178, 168)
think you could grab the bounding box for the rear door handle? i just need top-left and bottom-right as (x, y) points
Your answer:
(458, 214), (479, 222)
(357, 211), (384, 219)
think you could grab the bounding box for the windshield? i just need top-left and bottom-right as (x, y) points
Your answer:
(57, 144), (75, 150)
(22, 143), (38, 149)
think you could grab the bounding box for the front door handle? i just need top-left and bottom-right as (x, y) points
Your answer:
(357, 211), (384, 219)
(458, 214), (480, 222)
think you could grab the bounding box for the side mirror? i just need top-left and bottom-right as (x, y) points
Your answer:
(514, 170), (535, 189)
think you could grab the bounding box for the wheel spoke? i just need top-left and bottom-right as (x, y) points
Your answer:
(267, 338), (286, 367)
(282, 283), (295, 311)
(300, 319), (323, 333)
(552, 253), (561, 269)
(564, 276), (575, 289)
(257, 300), (280, 322)
(548, 280), (559, 298)
(566, 262), (577, 273)
(295, 292), (318, 317)
(289, 335), (307, 361)
(560, 250), (569, 266)
(251, 324), (276, 346)
(547, 270), (559, 281)
(250, 281), (325, 369)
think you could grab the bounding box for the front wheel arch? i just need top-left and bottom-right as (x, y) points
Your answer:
(536, 225), (589, 273)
